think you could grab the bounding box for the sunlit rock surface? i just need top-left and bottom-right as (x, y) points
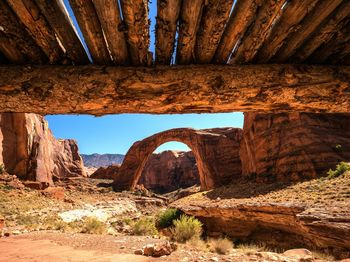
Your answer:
(0, 113), (86, 184)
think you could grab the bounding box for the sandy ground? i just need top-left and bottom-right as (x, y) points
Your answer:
(0, 231), (331, 262)
(0, 237), (150, 262)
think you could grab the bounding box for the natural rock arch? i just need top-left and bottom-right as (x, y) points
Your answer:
(112, 128), (243, 191)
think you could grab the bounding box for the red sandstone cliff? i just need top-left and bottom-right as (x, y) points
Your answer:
(0, 113), (86, 184)
(90, 164), (120, 180)
(138, 150), (199, 193)
(240, 112), (350, 182)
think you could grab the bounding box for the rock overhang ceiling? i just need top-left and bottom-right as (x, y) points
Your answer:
(0, 0), (349, 115)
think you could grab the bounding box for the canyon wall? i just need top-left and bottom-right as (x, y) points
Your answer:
(0, 113), (86, 184)
(240, 112), (350, 183)
(138, 150), (199, 193)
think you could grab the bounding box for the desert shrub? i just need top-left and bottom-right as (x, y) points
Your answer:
(82, 217), (107, 234)
(67, 220), (85, 232)
(0, 164), (5, 175)
(171, 215), (202, 243)
(187, 237), (208, 251)
(327, 162), (350, 179)
(131, 217), (157, 236)
(312, 251), (335, 261)
(236, 243), (276, 254)
(16, 214), (39, 226)
(209, 237), (233, 255)
(42, 215), (68, 231)
(156, 208), (181, 228)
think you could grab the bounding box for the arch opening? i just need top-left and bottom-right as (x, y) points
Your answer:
(137, 142), (200, 194)
(113, 127), (243, 192)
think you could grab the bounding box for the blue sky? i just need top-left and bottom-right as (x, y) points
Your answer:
(46, 113), (243, 154)
(48, 1), (243, 155)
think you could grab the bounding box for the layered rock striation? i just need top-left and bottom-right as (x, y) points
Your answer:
(240, 112), (350, 183)
(0, 113), (86, 184)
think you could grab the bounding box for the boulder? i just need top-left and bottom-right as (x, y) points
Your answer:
(0, 113), (86, 184)
(0, 173), (25, 190)
(139, 241), (177, 257)
(23, 181), (49, 190)
(138, 150), (199, 193)
(240, 112), (350, 182)
(41, 186), (65, 200)
(283, 249), (313, 260)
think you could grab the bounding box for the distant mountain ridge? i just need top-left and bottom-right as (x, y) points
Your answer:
(81, 153), (125, 168)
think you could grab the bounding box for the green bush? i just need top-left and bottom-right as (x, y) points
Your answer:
(327, 162), (350, 179)
(156, 208), (181, 228)
(171, 215), (202, 243)
(335, 144), (342, 151)
(0, 164), (5, 175)
(82, 217), (107, 234)
(131, 217), (158, 236)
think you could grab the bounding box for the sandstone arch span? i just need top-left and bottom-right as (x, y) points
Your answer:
(112, 128), (243, 191)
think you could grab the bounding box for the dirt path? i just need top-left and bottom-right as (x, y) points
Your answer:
(0, 238), (150, 262)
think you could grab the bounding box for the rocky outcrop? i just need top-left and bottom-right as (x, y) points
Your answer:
(172, 173), (350, 259)
(240, 112), (350, 183)
(174, 202), (350, 258)
(138, 151), (199, 193)
(90, 165), (120, 180)
(113, 127), (243, 191)
(0, 113), (86, 184)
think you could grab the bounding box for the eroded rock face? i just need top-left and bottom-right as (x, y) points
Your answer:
(0, 113), (86, 184)
(113, 127), (243, 191)
(240, 112), (350, 183)
(138, 150), (199, 193)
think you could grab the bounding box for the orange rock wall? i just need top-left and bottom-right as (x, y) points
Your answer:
(0, 113), (86, 184)
(240, 112), (350, 182)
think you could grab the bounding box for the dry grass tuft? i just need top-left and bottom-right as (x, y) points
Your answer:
(209, 237), (233, 254)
